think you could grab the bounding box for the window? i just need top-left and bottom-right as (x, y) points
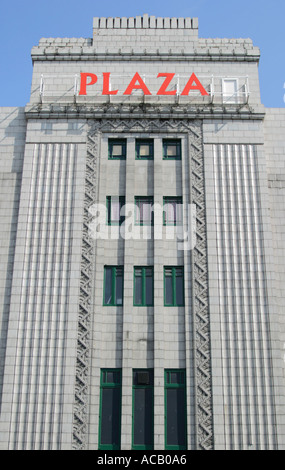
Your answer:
(108, 139), (127, 159)
(98, 369), (122, 450)
(132, 369), (154, 450)
(134, 267), (154, 306)
(165, 369), (187, 450)
(164, 267), (184, 306)
(222, 79), (238, 104)
(135, 197), (154, 226)
(163, 197), (183, 226)
(104, 266), (124, 306)
(106, 196), (125, 225)
(136, 139), (154, 160)
(163, 140), (181, 160)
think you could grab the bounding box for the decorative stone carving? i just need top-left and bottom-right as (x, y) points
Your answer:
(72, 132), (99, 449)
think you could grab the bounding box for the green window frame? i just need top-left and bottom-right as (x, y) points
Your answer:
(134, 196), (154, 226)
(108, 139), (127, 160)
(98, 369), (122, 450)
(135, 139), (154, 160)
(106, 196), (125, 225)
(163, 139), (181, 160)
(132, 369), (154, 450)
(164, 266), (184, 306)
(133, 267), (154, 306)
(103, 266), (124, 306)
(163, 196), (183, 226)
(164, 369), (187, 450)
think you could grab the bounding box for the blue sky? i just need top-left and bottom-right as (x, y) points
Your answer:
(0, 0), (284, 107)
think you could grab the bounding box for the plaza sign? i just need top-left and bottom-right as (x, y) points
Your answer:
(78, 72), (209, 96)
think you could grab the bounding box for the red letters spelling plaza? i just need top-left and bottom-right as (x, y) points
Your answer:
(79, 72), (209, 96)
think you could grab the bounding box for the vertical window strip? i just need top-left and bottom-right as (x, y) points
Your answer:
(164, 369), (187, 450)
(106, 196), (125, 225)
(134, 267), (154, 306)
(132, 369), (154, 450)
(99, 369), (122, 450)
(163, 197), (183, 225)
(103, 266), (124, 306)
(135, 197), (154, 225)
(164, 266), (185, 306)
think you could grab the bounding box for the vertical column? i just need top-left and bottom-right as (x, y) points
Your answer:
(121, 137), (135, 450)
(153, 136), (165, 449)
(182, 133), (195, 449)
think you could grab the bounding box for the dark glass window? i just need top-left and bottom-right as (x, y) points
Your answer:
(163, 197), (183, 225)
(136, 139), (154, 160)
(132, 369), (154, 450)
(135, 197), (154, 226)
(106, 196), (125, 225)
(99, 369), (122, 450)
(164, 267), (184, 306)
(165, 369), (187, 450)
(104, 266), (124, 306)
(163, 140), (181, 160)
(134, 267), (154, 306)
(108, 139), (127, 159)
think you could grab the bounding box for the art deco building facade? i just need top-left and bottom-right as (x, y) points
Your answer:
(0, 15), (285, 450)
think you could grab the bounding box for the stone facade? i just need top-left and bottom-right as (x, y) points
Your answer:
(0, 15), (284, 450)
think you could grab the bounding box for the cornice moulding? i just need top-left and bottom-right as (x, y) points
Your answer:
(24, 102), (266, 121)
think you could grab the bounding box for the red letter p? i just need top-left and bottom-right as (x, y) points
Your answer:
(79, 73), (98, 95)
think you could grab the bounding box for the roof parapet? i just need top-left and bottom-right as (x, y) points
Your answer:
(93, 14), (198, 30)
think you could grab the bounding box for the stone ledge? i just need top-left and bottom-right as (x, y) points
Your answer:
(31, 47), (260, 62)
(25, 102), (266, 121)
